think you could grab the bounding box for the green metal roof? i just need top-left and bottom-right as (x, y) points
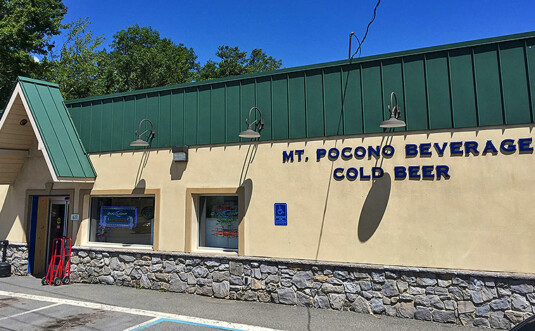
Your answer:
(65, 31), (535, 153)
(17, 77), (96, 179)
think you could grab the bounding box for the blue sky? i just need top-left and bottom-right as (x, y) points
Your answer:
(55, 0), (535, 69)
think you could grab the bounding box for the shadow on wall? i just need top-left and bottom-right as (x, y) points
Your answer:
(238, 178), (253, 216)
(0, 186), (22, 241)
(134, 150), (151, 186)
(357, 172), (392, 242)
(170, 161), (187, 180)
(240, 144), (258, 184)
(132, 179), (146, 195)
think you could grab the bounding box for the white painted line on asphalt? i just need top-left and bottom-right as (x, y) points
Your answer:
(0, 302), (62, 321)
(0, 290), (280, 331)
(123, 317), (160, 331)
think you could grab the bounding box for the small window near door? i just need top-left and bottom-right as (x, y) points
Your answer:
(199, 196), (239, 250)
(89, 196), (154, 245)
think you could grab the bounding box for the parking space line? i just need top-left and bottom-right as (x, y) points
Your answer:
(0, 291), (280, 331)
(127, 317), (248, 331)
(124, 317), (161, 331)
(0, 302), (62, 322)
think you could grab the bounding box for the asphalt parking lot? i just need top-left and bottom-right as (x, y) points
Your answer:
(0, 276), (484, 331)
(0, 296), (150, 330)
(0, 291), (259, 331)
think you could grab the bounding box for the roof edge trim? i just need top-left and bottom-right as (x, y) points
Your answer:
(17, 76), (59, 88)
(56, 176), (96, 183)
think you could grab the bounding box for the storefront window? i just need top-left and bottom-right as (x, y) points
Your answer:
(90, 196), (155, 245)
(199, 196), (238, 250)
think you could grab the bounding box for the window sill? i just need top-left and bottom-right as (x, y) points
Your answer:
(193, 247), (239, 256)
(83, 242), (153, 251)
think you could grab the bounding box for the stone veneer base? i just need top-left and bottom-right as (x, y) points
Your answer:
(6, 244), (535, 329)
(4, 243), (28, 276)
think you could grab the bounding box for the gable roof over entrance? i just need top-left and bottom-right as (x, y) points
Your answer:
(0, 77), (96, 183)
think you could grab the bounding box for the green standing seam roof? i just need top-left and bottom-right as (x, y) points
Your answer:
(17, 77), (96, 179)
(64, 31), (535, 153)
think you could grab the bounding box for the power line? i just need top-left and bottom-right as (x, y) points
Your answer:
(349, 0), (381, 59)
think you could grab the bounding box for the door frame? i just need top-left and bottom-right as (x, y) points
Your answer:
(27, 189), (74, 276)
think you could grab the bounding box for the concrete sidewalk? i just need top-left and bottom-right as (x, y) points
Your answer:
(0, 276), (483, 330)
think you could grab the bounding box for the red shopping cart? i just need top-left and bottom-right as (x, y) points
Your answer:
(42, 237), (72, 286)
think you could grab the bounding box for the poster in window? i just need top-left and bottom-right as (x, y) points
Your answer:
(100, 206), (137, 229)
(202, 197), (239, 249)
(211, 204), (238, 238)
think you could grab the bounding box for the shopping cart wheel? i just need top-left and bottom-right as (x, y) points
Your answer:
(41, 277), (48, 286)
(53, 277), (62, 286)
(62, 276), (70, 285)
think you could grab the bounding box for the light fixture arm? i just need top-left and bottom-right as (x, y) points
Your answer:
(379, 91), (406, 129)
(349, 32), (355, 59)
(388, 92), (401, 119)
(245, 107), (264, 132)
(135, 118), (155, 141)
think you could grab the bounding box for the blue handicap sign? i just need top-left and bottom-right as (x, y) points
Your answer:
(274, 203), (287, 226)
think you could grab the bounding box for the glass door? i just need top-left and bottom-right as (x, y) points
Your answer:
(45, 197), (69, 271)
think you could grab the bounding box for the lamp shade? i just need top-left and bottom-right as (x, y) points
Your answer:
(380, 116), (406, 128)
(130, 137), (150, 147)
(239, 128), (261, 139)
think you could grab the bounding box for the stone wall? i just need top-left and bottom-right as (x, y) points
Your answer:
(68, 246), (535, 329)
(4, 243), (28, 276)
(3, 242), (534, 329)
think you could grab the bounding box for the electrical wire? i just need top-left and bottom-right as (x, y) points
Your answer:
(350, 0), (381, 59)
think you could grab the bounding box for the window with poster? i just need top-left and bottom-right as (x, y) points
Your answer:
(89, 196), (155, 246)
(198, 196), (239, 250)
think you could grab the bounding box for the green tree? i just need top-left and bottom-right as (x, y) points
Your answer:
(198, 46), (282, 81)
(0, 0), (66, 106)
(106, 25), (198, 93)
(246, 48), (282, 74)
(43, 18), (108, 100)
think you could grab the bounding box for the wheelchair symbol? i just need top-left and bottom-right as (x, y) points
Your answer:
(274, 203), (287, 226)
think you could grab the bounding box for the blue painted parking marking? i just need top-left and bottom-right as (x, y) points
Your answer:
(132, 317), (245, 330)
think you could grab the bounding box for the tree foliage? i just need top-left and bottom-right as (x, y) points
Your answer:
(198, 46), (282, 81)
(0, 0), (66, 106)
(42, 18), (107, 100)
(247, 48), (283, 74)
(0, 2), (283, 102)
(106, 25), (198, 93)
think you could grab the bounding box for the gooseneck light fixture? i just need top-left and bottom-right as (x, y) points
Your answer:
(130, 119), (156, 147)
(380, 92), (406, 129)
(239, 106), (264, 139)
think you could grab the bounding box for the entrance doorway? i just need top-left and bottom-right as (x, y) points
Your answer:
(45, 198), (69, 272)
(30, 196), (69, 276)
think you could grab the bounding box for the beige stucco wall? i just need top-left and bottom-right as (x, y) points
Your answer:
(0, 125), (533, 273)
(81, 125), (535, 274)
